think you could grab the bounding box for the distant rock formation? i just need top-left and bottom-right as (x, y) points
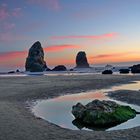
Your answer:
(25, 41), (47, 72)
(8, 71), (15, 74)
(52, 65), (67, 71)
(102, 70), (113, 74)
(16, 69), (20, 73)
(75, 51), (90, 68)
(130, 64), (140, 73)
(119, 69), (130, 74)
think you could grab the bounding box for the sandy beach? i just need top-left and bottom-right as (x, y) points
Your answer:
(0, 74), (140, 140)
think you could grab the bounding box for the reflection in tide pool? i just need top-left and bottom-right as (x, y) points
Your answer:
(31, 81), (140, 131)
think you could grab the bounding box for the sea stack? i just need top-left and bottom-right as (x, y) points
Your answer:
(25, 41), (47, 72)
(75, 51), (90, 68)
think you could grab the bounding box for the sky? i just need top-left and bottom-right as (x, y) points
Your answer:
(0, 0), (140, 71)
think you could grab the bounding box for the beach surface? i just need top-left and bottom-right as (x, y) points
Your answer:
(0, 74), (140, 140)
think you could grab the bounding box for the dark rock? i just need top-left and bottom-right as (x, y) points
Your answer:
(76, 51), (89, 68)
(8, 71), (15, 74)
(102, 70), (113, 74)
(119, 69), (130, 74)
(70, 69), (74, 71)
(130, 64), (140, 73)
(52, 65), (67, 71)
(72, 103), (86, 119)
(25, 41), (47, 72)
(16, 69), (20, 73)
(72, 100), (136, 129)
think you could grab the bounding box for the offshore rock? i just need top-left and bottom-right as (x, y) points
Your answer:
(52, 65), (67, 71)
(25, 41), (47, 72)
(76, 51), (90, 68)
(130, 64), (140, 73)
(102, 70), (113, 74)
(119, 69), (130, 74)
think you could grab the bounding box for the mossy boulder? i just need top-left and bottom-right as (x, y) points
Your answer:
(72, 100), (137, 128)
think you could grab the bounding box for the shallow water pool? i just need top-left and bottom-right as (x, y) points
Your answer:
(31, 81), (140, 131)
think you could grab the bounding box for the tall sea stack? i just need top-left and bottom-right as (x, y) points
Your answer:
(76, 51), (90, 68)
(25, 41), (47, 72)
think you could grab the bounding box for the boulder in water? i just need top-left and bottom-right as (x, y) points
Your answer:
(72, 100), (136, 128)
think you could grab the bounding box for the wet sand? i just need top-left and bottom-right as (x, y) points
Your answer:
(0, 74), (140, 140)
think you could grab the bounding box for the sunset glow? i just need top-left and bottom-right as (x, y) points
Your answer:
(0, 0), (140, 71)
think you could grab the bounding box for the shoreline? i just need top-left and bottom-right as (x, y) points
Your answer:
(0, 74), (140, 140)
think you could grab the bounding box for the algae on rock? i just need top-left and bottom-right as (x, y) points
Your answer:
(72, 100), (137, 129)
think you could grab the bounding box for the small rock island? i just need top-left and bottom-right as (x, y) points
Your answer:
(72, 100), (137, 129)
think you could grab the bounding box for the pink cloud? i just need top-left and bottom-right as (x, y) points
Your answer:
(0, 51), (27, 67)
(0, 44), (80, 68)
(50, 33), (118, 40)
(0, 4), (22, 21)
(0, 4), (23, 40)
(44, 44), (81, 52)
(91, 52), (137, 59)
(0, 51), (26, 58)
(0, 5), (9, 20)
(93, 54), (118, 59)
(27, 0), (60, 10)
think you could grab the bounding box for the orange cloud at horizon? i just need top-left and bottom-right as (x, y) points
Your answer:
(44, 44), (81, 52)
(0, 45), (140, 70)
(88, 52), (140, 65)
(0, 51), (27, 68)
(0, 44), (80, 68)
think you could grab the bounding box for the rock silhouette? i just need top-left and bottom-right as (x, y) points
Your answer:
(130, 64), (140, 73)
(102, 70), (113, 74)
(119, 69), (130, 74)
(52, 65), (67, 71)
(76, 51), (89, 68)
(25, 41), (47, 72)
